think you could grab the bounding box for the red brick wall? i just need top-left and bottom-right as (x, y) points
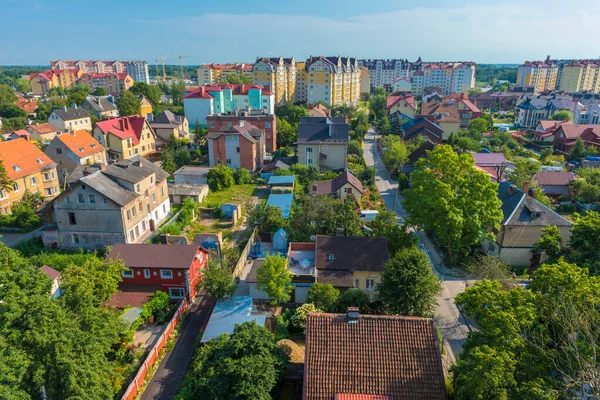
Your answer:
(211, 135), (227, 166)
(239, 136), (257, 170)
(207, 115), (276, 152)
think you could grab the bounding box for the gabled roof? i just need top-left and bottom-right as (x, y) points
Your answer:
(206, 121), (263, 143)
(0, 138), (56, 180)
(297, 117), (349, 144)
(304, 313), (446, 400)
(94, 115), (148, 145)
(471, 152), (507, 166)
(79, 171), (139, 206)
(54, 130), (104, 157)
(51, 107), (90, 121)
(385, 95), (415, 110)
(535, 120), (570, 133)
(315, 235), (388, 276)
(102, 155), (168, 184)
(533, 171), (575, 186)
(402, 117), (444, 141)
(83, 96), (117, 113)
(105, 244), (204, 269)
(497, 182), (572, 226)
(556, 124), (600, 140)
(40, 265), (61, 280)
(407, 140), (436, 164)
(309, 171), (364, 196)
(151, 110), (184, 128)
(29, 122), (60, 134)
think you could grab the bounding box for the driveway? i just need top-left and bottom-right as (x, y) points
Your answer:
(364, 129), (476, 362)
(139, 291), (216, 400)
(0, 227), (42, 247)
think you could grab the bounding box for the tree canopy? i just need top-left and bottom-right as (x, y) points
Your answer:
(224, 73), (253, 84)
(117, 90), (141, 116)
(570, 211), (600, 275)
(129, 82), (162, 106)
(200, 257), (236, 299)
(257, 254), (293, 304)
(377, 247), (441, 317)
(550, 110), (573, 121)
(403, 145), (503, 262)
(0, 84), (17, 107)
(306, 283), (340, 312)
(275, 102), (308, 126)
(207, 165), (235, 191)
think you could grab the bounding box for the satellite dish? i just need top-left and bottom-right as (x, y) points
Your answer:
(310, 235), (316, 242)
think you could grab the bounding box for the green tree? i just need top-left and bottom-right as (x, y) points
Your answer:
(505, 158), (541, 189)
(262, 205), (286, 233)
(377, 248), (441, 317)
(257, 254), (292, 304)
(275, 117), (296, 148)
(275, 102), (308, 125)
(306, 283), (340, 312)
(464, 254), (511, 280)
(207, 165), (235, 191)
(160, 148), (177, 174)
(14, 78), (30, 94)
(117, 90), (141, 116)
(290, 303), (322, 333)
(468, 117), (489, 138)
(224, 73), (253, 84)
(375, 113), (390, 135)
(390, 117), (403, 136)
(129, 82), (162, 106)
(174, 148), (192, 169)
(200, 258), (236, 299)
(0, 84), (17, 107)
(178, 321), (287, 400)
(534, 225), (564, 264)
(570, 211), (600, 274)
(92, 87), (108, 96)
(171, 81), (186, 106)
(335, 288), (370, 312)
(404, 145), (503, 262)
(550, 110), (573, 121)
(67, 90), (87, 106)
(0, 160), (12, 194)
(233, 168), (252, 185)
(0, 104), (27, 119)
(382, 135), (407, 171)
(568, 137), (587, 161)
(370, 210), (417, 255)
(347, 139), (363, 156)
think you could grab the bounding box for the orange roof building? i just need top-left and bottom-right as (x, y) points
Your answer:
(0, 138), (59, 214)
(44, 130), (107, 182)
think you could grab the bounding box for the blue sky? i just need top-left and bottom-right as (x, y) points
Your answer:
(1, 0), (599, 65)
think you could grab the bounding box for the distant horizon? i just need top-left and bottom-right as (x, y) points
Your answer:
(0, 62), (524, 68)
(0, 0), (598, 65)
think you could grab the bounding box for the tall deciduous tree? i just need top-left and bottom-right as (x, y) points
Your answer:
(550, 110), (573, 121)
(0, 84), (17, 107)
(200, 258), (236, 299)
(117, 90), (141, 116)
(129, 82), (162, 106)
(534, 225), (564, 264)
(276, 117), (296, 148)
(568, 137), (587, 161)
(570, 211), (600, 275)
(505, 158), (541, 188)
(464, 254), (511, 280)
(257, 254), (292, 304)
(377, 247), (441, 317)
(404, 145), (503, 262)
(275, 102), (308, 125)
(306, 283), (340, 312)
(14, 78), (30, 94)
(370, 210), (417, 256)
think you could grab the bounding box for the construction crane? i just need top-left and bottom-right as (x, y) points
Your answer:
(179, 53), (191, 80)
(154, 58), (160, 81)
(161, 54), (169, 82)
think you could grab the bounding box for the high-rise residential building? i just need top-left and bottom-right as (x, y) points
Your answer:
(295, 61), (307, 103)
(78, 72), (134, 95)
(358, 58), (476, 95)
(29, 69), (83, 95)
(252, 57), (297, 106)
(518, 56), (600, 94)
(304, 56), (360, 106)
(516, 61), (559, 93)
(49, 60), (150, 83)
(197, 63), (253, 85)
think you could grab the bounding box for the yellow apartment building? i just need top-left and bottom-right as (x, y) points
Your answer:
(29, 69), (83, 95)
(305, 56), (360, 106)
(252, 57), (296, 105)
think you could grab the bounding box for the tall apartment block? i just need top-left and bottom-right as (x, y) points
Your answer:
(197, 63), (253, 85)
(50, 60), (150, 83)
(517, 56), (600, 94)
(302, 56), (360, 106)
(358, 58), (476, 95)
(252, 57), (297, 106)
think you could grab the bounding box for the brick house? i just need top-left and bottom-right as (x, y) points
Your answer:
(206, 120), (265, 170)
(105, 243), (208, 307)
(206, 110), (276, 152)
(553, 124), (600, 155)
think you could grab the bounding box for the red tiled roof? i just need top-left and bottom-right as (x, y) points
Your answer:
(30, 123), (59, 134)
(386, 95), (416, 110)
(335, 396), (391, 400)
(12, 129), (30, 139)
(303, 313), (447, 400)
(95, 115), (147, 145)
(105, 243), (205, 269)
(17, 99), (38, 114)
(56, 130), (105, 157)
(537, 120), (571, 132)
(40, 265), (60, 280)
(534, 171), (575, 186)
(0, 138), (56, 180)
(461, 99), (481, 113)
(106, 283), (162, 308)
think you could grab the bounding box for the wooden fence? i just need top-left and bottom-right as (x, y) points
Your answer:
(120, 300), (189, 400)
(232, 228), (258, 279)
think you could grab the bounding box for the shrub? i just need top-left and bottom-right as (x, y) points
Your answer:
(335, 288), (371, 312)
(207, 165), (235, 191)
(359, 167), (376, 186)
(290, 303), (322, 333)
(142, 291), (171, 322)
(306, 283), (340, 312)
(233, 168), (252, 185)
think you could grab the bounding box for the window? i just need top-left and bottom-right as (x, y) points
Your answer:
(169, 287), (185, 298)
(147, 204), (150, 213)
(88, 194), (95, 204)
(366, 279), (376, 291)
(136, 184), (141, 192)
(307, 158), (313, 165)
(160, 186), (164, 197)
(126, 209), (131, 221)
(138, 202), (143, 212)
(163, 204), (166, 213)
(72, 234), (79, 244)
(306, 147), (313, 153)
(131, 206), (137, 218)
(78, 193), (84, 204)
(12, 182), (19, 192)
(209, 122), (215, 128)
(150, 176), (154, 184)
(122, 269), (134, 278)
(144, 269), (150, 279)
(45, 187), (56, 196)
(135, 226), (139, 237)
(226, 158), (232, 165)
(328, 254), (335, 261)
(0, 189), (7, 200)
(66, 196), (71, 204)
(30, 176), (37, 186)
(354, 278), (360, 288)
(56, 148), (62, 154)
(152, 192), (156, 203)
(129, 230), (135, 241)
(160, 269), (173, 279)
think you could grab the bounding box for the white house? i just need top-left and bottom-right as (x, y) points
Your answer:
(48, 105), (92, 132)
(40, 265), (62, 299)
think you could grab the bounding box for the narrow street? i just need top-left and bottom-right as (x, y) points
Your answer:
(363, 129), (475, 363)
(139, 291), (215, 400)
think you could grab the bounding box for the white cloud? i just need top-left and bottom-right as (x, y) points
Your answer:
(170, 1), (600, 63)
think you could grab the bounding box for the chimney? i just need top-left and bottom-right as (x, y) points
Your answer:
(508, 184), (519, 195)
(522, 181), (530, 195)
(239, 120), (244, 127)
(346, 307), (359, 324)
(99, 163), (107, 171)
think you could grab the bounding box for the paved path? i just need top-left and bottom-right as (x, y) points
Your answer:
(364, 130), (476, 363)
(139, 291), (215, 400)
(0, 227), (42, 247)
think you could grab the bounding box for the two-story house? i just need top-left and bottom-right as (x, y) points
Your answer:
(44, 130), (107, 184)
(48, 105), (92, 133)
(82, 95), (119, 119)
(92, 116), (157, 161)
(308, 171), (364, 203)
(205, 109), (276, 152)
(0, 138), (59, 214)
(206, 120), (266, 170)
(41, 155), (170, 250)
(386, 95), (416, 123)
(105, 244), (208, 306)
(297, 117), (349, 170)
(27, 123), (62, 142)
(149, 110), (189, 145)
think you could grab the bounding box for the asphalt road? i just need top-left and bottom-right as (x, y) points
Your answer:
(139, 291), (215, 400)
(363, 129), (476, 363)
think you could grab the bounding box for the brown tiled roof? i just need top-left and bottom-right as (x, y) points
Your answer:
(534, 171), (575, 186)
(303, 313), (447, 400)
(105, 244), (203, 269)
(335, 396), (391, 400)
(309, 171), (364, 196)
(315, 235), (388, 275)
(56, 130), (105, 157)
(0, 138), (56, 180)
(106, 283), (162, 308)
(40, 265), (60, 280)
(30, 122), (60, 134)
(317, 269), (353, 287)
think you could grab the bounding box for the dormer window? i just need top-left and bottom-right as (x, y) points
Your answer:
(36, 158), (43, 164)
(328, 254), (335, 261)
(79, 147), (85, 152)
(12, 165), (21, 172)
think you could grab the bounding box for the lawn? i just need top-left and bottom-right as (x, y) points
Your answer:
(201, 184), (261, 210)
